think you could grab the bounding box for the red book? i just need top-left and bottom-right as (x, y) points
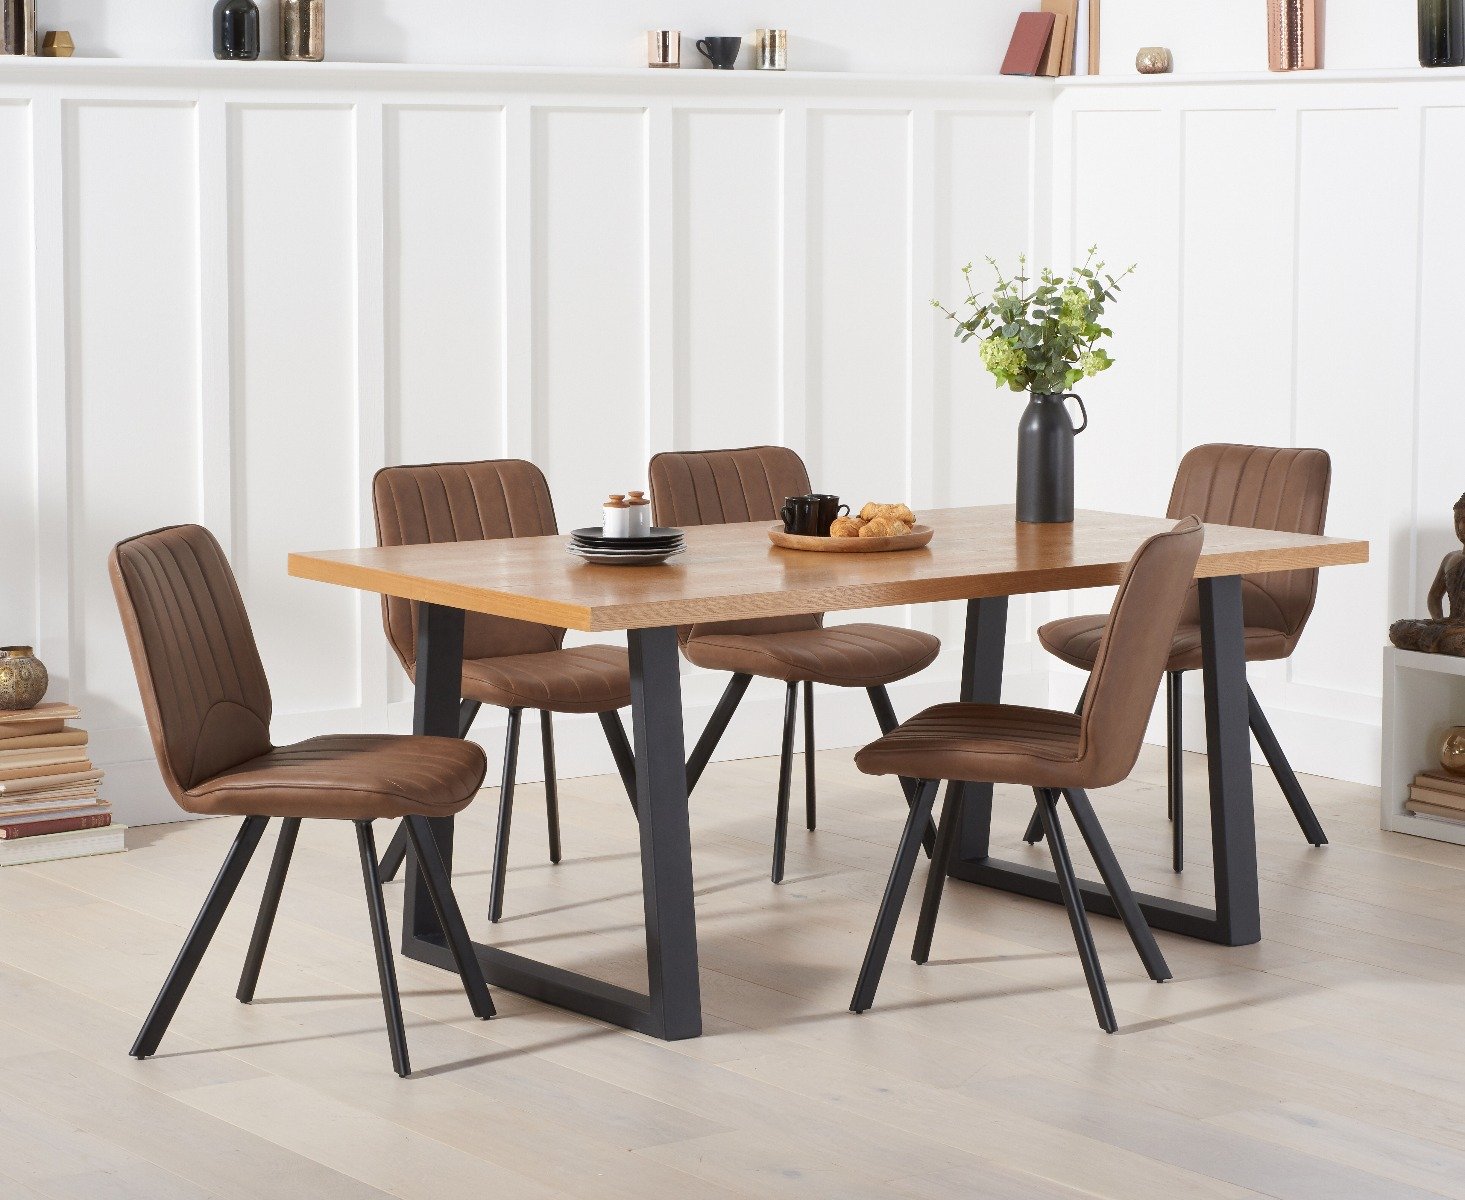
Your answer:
(1001, 11), (1058, 77)
(0, 812), (112, 840)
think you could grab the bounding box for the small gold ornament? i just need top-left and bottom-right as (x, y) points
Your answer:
(1442, 727), (1465, 776)
(0, 646), (48, 711)
(41, 30), (74, 57)
(1135, 46), (1172, 74)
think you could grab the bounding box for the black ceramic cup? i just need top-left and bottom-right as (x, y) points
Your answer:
(808, 494), (850, 535)
(696, 36), (742, 68)
(780, 495), (820, 535)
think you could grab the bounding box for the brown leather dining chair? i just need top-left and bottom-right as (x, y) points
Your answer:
(850, 517), (1204, 1032)
(1024, 444), (1331, 871)
(371, 459), (639, 922)
(649, 445), (942, 883)
(111, 524), (493, 1077)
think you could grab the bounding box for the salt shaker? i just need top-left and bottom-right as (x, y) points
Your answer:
(603, 494), (632, 538)
(626, 490), (652, 537)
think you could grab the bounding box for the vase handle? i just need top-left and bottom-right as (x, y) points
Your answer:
(1063, 393), (1088, 435)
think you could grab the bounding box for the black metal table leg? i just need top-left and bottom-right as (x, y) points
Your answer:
(400, 609), (702, 1039)
(380, 697), (480, 882)
(946, 578), (1264, 947)
(867, 685), (938, 855)
(952, 596), (1009, 860)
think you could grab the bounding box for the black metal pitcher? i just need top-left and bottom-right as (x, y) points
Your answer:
(1016, 392), (1087, 524)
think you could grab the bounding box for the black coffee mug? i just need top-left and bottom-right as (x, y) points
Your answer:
(781, 495), (820, 535)
(808, 494), (849, 536)
(696, 36), (742, 69)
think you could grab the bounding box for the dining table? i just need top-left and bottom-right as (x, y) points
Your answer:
(289, 505), (1368, 1042)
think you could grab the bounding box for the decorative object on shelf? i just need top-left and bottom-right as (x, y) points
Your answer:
(1136, 46), (1172, 73)
(1390, 494), (1465, 656)
(934, 247), (1134, 524)
(1001, 10), (1057, 76)
(1441, 727), (1465, 776)
(647, 29), (680, 68)
(213, 0), (260, 61)
(1419, 0), (1465, 67)
(1, 0), (36, 55)
(1267, 0), (1318, 71)
(40, 30), (73, 57)
(1040, 0), (1078, 76)
(1086, 0), (1101, 74)
(0, 646), (47, 711)
(754, 28), (787, 70)
(696, 36), (741, 69)
(280, 0), (323, 62)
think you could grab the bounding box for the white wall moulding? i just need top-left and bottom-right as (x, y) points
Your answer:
(0, 60), (1046, 825)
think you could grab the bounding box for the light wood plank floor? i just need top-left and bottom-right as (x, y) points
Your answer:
(3, 739), (1463, 1199)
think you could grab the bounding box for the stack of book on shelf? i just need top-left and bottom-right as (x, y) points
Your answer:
(0, 702), (125, 866)
(1404, 769), (1465, 824)
(1000, 0), (1100, 79)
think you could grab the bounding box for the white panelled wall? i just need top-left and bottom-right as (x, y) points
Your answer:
(0, 59), (1448, 825)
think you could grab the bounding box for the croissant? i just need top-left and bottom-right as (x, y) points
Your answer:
(830, 517), (865, 538)
(859, 502), (883, 522)
(860, 516), (907, 538)
(860, 502), (917, 525)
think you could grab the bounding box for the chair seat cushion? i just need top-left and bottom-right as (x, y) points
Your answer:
(185, 734), (487, 821)
(1038, 614), (1292, 674)
(683, 623), (940, 687)
(458, 644), (630, 714)
(854, 702), (1088, 789)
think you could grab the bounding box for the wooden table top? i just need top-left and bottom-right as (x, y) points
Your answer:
(288, 505), (1369, 633)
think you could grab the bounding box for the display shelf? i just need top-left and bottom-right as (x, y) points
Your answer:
(1381, 646), (1465, 846)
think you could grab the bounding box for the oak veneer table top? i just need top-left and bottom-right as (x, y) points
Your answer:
(288, 505), (1369, 633)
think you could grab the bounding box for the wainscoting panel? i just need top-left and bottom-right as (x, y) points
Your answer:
(0, 102), (36, 651)
(230, 104), (361, 718)
(65, 102), (202, 727)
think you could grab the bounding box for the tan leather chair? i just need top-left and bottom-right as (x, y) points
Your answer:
(850, 517), (1204, 1032)
(371, 459), (638, 923)
(1027, 444), (1331, 871)
(111, 524), (492, 1077)
(649, 446), (941, 882)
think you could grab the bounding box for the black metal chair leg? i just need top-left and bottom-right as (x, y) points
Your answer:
(686, 672), (753, 796)
(1062, 788), (1171, 982)
(597, 710), (639, 814)
(866, 685), (937, 856)
(236, 817), (300, 1003)
(378, 823), (410, 883)
(1248, 686), (1328, 847)
(488, 707), (524, 923)
(851, 779), (941, 1013)
(803, 680), (816, 831)
(403, 815), (495, 1020)
(912, 787), (963, 965)
(1168, 671), (1184, 871)
(131, 816), (269, 1059)
(356, 821), (411, 1077)
(541, 710), (561, 864)
(771, 682), (799, 884)
(1036, 790), (1117, 1033)
(1023, 694), (1086, 845)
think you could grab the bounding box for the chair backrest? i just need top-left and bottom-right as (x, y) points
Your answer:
(1167, 444), (1330, 646)
(1079, 516), (1205, 788)
(648, 445), (821, 638)
(109, 524), (273, 806)
(374, 460), (564, 672)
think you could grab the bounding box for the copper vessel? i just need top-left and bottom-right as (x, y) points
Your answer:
(1267, 0), (1318, 71)
(281, 0), (324, 62)
(0, 646), (47, 711)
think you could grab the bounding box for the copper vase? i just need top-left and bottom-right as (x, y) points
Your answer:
(0, 645), (47, 711)
(1268, 0), (1318, 71)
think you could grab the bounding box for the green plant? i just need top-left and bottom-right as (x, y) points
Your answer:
(933, 247), (1135, 394)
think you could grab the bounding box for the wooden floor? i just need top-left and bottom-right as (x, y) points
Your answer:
(4, 740), (1465, 1199)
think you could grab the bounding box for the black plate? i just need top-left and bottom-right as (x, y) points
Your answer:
(571, 526), (684, 548)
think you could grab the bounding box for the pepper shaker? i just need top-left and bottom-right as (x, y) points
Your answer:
(603, 494), (633, 539)
(626, 491), (652, 537)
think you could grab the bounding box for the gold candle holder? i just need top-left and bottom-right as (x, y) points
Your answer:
(647, 30), (681, 68)
(1267, 0), (1318, 71)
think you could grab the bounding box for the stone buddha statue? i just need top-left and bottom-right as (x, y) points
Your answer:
(1390, 494), (1465, 657)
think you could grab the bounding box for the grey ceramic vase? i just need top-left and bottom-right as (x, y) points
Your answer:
(1015, 392), (1088, 524)
(0, 645), (47, 710)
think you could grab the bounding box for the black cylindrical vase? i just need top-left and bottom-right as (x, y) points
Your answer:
(214, 0), (260, 60)
(1015, 393), (1087, 524)
(1420, 0), (1465, 67)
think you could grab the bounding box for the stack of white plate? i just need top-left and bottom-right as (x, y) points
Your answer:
(568, 526), (685, 566)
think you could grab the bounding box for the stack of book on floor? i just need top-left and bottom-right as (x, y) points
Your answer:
(0, 702), (125, 865)
(1404, 769), (1465, 824)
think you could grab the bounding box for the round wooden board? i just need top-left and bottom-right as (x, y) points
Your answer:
(767, 523), (934, 553)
